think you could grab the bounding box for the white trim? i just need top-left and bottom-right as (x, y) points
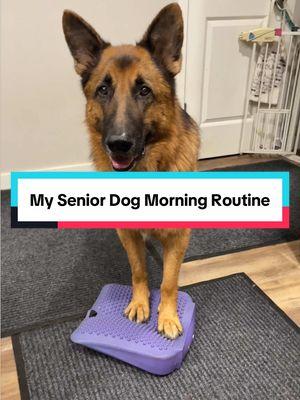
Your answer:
(0, 162), (93, 190)
(177, 0), (189, 106)
(283, 154), (300, 165)
(176, 0), (189, 106)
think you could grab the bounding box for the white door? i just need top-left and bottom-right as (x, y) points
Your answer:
(184, 0), (270, 159)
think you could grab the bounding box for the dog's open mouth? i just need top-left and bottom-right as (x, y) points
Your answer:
(110, 148), (145, 171)
(110, 157), (136, 171)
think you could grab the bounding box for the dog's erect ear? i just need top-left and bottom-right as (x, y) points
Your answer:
(138, 3), (183, 76)
(62, 10), (110, 76)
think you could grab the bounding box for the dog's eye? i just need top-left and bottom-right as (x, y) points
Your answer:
(139, 86), (151, 97)
(97, 85), (109, 96)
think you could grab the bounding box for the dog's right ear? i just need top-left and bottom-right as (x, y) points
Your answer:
(62, 10), (110, 76)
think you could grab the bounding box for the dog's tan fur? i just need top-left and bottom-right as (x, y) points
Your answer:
(63, 3), (199, 338)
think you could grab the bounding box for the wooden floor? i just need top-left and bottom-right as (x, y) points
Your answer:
(1, 154), (299, 400)
(197, 153), (280, 171)
(1, 337), (19, 400)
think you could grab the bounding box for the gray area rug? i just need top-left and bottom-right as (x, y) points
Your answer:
(1, 191), (162, 336)
(13, 274), (300, 400)
(2, 160), (299, 336)
(150, 160), (300, 262)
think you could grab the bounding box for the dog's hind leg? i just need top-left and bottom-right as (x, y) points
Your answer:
(117, 229), (150, 323)
(158, 229), (190, 339)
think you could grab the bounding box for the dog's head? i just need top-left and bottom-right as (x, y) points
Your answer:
(63, 3), (183, 171)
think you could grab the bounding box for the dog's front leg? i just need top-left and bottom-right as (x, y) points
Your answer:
(158, 229), (190, 339)
(117, 229), (150, 323)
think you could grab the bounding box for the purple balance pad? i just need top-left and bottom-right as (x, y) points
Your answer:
(71, 284), (195, 375)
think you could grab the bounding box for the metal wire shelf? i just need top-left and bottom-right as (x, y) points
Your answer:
(240, 28), (300, 155)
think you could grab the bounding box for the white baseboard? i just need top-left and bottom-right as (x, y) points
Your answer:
(0, 162), (93, 190)
(283, 154), (300, 166)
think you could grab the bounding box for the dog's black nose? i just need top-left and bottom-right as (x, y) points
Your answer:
(106, 136), (133, 153)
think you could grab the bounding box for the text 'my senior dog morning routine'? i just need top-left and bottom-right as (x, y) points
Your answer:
(11, 171), (288, 228)
(30, 192), (271, 211)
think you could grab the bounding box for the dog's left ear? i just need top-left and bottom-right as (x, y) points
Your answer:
(138, 3), (183, 76)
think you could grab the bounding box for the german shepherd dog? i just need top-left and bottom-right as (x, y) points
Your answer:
(63, 3), (199, 339)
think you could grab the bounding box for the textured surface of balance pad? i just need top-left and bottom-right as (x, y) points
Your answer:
(71, 284), (195, 375)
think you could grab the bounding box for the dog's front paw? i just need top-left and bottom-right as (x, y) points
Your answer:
(124, 298), (150, 323)
(158, 309), (183, 339)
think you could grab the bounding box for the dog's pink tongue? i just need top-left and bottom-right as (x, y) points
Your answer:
(111, 158), (132, 170)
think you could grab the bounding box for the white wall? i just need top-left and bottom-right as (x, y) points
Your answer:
(295, 2), (300, 25)
(286, 0), (300, 150)
(0, 0), (177, 188)
(287, 0), (300, 24)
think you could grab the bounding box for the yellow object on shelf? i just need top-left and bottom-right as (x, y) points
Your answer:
(239, 28), (276, 44)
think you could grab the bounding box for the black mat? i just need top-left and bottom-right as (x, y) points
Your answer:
(13, 274), (300, 400)
(1, 190), (162, 337)
(150, 160), (300, 262)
